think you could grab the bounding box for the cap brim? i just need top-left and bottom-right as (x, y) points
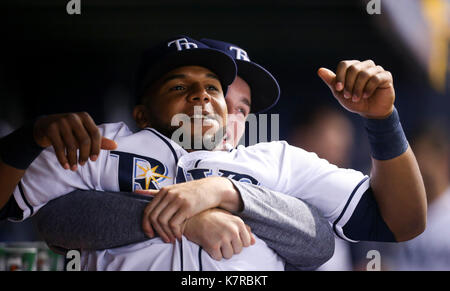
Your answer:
(139, 48), (236, 97)
(237, 60), (280, 113)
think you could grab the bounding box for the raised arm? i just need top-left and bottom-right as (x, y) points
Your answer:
(318, 60), (427, 242)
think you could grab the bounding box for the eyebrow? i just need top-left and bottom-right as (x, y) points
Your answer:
(161, 74), (186, 85)
(240, 97), (251, 108)
(161, 73), (220, 85)
(206, 73), (220, 81)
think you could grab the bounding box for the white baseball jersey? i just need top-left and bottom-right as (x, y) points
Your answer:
(12, 122), (183, 220)
(175, 141), (370, 242)
(11, 122), (283, 270)
(12, 122), (370, 270)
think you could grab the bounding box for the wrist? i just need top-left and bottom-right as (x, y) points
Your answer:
(0, 122), (45, 169)
(363, 107), (409, 160)
(361, 107), (394, 120)
(218, 177), (243, 213)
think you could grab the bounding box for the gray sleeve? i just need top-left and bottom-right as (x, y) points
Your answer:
(33, 190), (151, 252)
(228, 179), (335, 270)
(35, 183), (334, 269)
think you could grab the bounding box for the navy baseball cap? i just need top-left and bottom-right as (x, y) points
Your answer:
(200, 38), (280, 113)
(135, 36), (237, 101)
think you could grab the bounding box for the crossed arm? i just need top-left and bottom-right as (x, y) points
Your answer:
(0, 60), (428, 268)
(32, 178), (335, 270)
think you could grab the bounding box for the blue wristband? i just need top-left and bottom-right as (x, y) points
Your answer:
(0, 123), (44, 169)
(364, 107), (409, 161)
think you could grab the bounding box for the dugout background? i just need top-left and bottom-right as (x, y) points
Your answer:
(0, 0), (449, 267)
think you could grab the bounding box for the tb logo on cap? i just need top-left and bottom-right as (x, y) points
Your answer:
(168, 38), (199, 51)
(229, 46), (250, 62)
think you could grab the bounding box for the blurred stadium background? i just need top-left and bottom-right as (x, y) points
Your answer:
(0, 0), (449, 270)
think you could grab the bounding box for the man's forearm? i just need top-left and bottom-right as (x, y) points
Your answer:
(34, 182), (334, 269)
(0, 160), (24, 209)
(34, 190), (150, 251)
(228, 180), (334, 269)
(370, 146), (427, 242)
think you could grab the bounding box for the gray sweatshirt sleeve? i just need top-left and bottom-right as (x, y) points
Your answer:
(33, 190), (151, 252)
(34, 182), (334, 269)
(228, 179), (334, 269)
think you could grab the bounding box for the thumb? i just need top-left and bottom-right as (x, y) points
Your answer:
(100, 137), (118, 150)
(317, 67), (336, 90)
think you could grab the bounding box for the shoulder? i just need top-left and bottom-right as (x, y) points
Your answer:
(97, 122), (133, 139)
(243, 140), (288, 153)
(242, 140), (319, 161)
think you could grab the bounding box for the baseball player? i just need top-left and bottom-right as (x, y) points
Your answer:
(0, 36), (426, 270)
(0, 36), (292, 270)
(134, 38), (426, 246)
(32, 38), (334, 270)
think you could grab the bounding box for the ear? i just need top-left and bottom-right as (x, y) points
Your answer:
(133, 105), (151, 129)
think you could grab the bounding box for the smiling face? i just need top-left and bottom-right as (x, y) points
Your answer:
(134, 66), (228, 149)
(223, 76), (252, 148)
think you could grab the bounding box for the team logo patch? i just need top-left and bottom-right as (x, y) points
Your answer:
(111, 151), (171, 192)
(133, 157), (170, 190)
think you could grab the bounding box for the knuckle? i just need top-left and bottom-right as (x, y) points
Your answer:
(169, 220), (178, 229)
(348, 64), (359, 73)
(173, 192), (183, 200)
(166, 188), (176, 196)
(212, 244), (221, 253)
(67, 144), (77, 152)
(338, 60), (350, 69)
(359, 70), (370, 78)
(67, 113), (80, 122)
(80, 137), (91, 147)
(204, 241), (215, 250)
(157, 216), (166, 225)
(235, 219), (245, 229)
(150, 214), (158, 224)
(48, 121), (59, 132)
(212, 252), (222, 261)
(218, 234), (228, 242)
(78, 111), (89, 118)
(92, 128), (101, 139)
(373, 74), (382, 82)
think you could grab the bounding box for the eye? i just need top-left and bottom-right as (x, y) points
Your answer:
(170, 85), (185, 91)
(206, 85), (219, 92)
(237, 107), (248, 116)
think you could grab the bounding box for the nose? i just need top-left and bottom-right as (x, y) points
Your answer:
(187, 83), (211, 105)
